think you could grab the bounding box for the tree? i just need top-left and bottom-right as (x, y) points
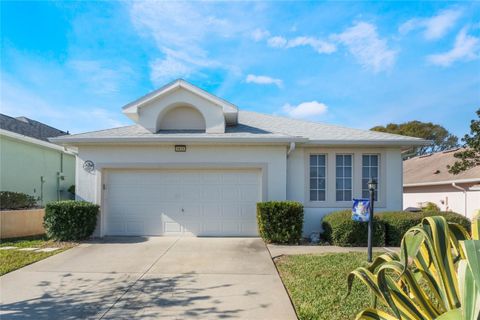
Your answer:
(448, 108), (480, 174)
(371, 121), (459, 158)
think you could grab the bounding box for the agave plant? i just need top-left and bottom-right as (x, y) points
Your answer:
(347, 215), (480, 320)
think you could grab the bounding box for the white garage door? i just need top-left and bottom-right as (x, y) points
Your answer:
(104, 169), (261, 236)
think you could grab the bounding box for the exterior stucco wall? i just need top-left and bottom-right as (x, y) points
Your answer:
(75, 144), (288, 236)
(0, 135), (75, 205)
(403, 183), (480, 219)
(287, 147), (404, 236)
(76, 143), (405, 237)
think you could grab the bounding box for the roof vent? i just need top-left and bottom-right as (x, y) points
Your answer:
(433, 169), (440, 174)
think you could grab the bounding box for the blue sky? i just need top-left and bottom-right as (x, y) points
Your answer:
(1, 1), (479, 137)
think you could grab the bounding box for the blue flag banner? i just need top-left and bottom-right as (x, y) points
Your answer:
(352, 198), (370, 222)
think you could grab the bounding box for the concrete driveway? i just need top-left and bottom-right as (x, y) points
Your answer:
(0, 237), (297, 319)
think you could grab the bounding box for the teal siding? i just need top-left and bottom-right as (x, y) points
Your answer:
(0, 135), (75, 205)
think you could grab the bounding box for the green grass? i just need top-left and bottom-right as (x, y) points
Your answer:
(0, 235), (76, 275)
(275, 253), (385, 320)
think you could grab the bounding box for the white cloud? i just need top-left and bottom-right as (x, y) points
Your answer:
(150, 57), (192, 84)
(427, 27), (479, 66)
(286, 36), (337, 54)
(333, 22), (397, 72)
(251, 28), (270, 41)
(130, 1), (242, 85)
(282, 101), (328, 119)
(267, 36), (288, 48)
(68, 59), (132, 94)
(267, 35), (336, 54)
(399, 8), (462, 40)
(246, 74), (283, 88)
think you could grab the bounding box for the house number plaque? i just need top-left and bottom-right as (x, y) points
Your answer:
(175, 145), (187, 152)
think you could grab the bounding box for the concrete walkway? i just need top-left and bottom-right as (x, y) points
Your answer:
(0, 237), (296, 320)
(267, 244), (399, 258)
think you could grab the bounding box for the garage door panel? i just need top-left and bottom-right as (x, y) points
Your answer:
(202, 186), (223, 201)
(105, 169), (261, 236)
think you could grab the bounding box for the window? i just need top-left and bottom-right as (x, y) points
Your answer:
(310, 154), (326, 201)
(362, 154), (379, 200)
(336, 154), (352, 201)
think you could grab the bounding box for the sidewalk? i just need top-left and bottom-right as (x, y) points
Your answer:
(267, 244), (399, 258)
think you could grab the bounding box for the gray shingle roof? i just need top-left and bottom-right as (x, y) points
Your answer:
(403, 149), (480, 186)
(50, 110), (427, 146)
(0, 113), (68, 142)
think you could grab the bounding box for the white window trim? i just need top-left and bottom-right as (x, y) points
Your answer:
(335, 153), (354, 203)
(308, 153), (327, 202)
(362, 153), (381, 202)
(304, 148), (387, 208)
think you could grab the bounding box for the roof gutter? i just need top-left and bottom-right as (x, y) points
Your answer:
(1, 129), (77, 155)
(403, 178), (480, 187)
(305, 139), (431, 147)
(49, 136), (308, 146)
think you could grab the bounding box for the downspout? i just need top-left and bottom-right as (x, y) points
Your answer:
(452, 182), (467, 217)
(287, 142), (296, 158)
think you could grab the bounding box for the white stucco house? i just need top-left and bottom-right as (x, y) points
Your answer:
(403, 149), (480, 219)
(52, 80), (427, 237)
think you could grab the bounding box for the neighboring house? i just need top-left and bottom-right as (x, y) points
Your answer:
(51, 79), (427, 237)
(0, 114), (76, 205)
(403, 149), (480, 219)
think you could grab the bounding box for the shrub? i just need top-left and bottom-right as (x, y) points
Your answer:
(44, 200), (99, 241)
(377, 212), (423, 246)
(423, 210), (471, 233)
(421, 201), (440, 212)
(0, 191), (37, 210)
(321, 210), (385, 247)
(257, 201), (304, 244)
(377, 211), (471, 246)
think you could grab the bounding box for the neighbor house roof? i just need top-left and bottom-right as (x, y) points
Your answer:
(51, 110), (428, 147)
(403, 149), (480, 187)
(0, 113), (68, 142)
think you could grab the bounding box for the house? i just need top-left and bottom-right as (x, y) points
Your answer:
(51, 79), (427, 237)
(0, 114), (76, 205)
(403, 149), (480, 219)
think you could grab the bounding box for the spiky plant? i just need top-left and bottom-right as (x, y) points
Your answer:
(347, 215), (480, 320)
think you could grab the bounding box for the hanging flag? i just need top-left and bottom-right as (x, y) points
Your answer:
(352, 198), (370, 222)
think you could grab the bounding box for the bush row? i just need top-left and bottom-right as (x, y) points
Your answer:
(322, 210), (385, 246)
(0, 191), (37, 210)
(322, 210), (471, 247)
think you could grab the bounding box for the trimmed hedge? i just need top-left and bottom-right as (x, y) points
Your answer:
(44, 201), (99, 241)
(257, 201), (304, 244)
(0, 191), (37, 210)
(377, 211), (471, 246)
(321, 210), (385, 247)
(322, 210), (471, 247)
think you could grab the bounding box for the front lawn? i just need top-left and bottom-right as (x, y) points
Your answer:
(275, 253), (384, 320)
(0, 236), (76, 275)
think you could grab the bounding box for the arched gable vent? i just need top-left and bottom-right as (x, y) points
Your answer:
(158, 105), (206, 131)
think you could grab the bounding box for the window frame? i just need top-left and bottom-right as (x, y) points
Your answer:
(335, 154), (353, 202)
(308, 154), (327, 202)
(361, 154), (380, 201)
